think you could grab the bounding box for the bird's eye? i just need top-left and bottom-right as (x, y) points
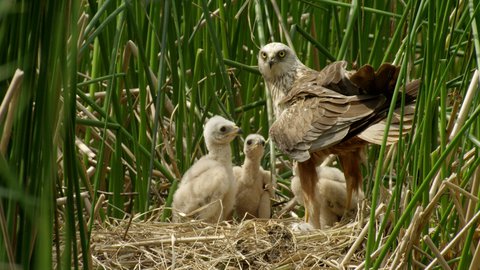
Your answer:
(246, 140), (253, 145)
(278, 50), (286, 58)
(220, 126), (227, 132)
(260, 51), (267, 59)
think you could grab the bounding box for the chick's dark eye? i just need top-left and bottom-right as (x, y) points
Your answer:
(246, 140), (253, 145)
(278, 50), (286, 58)
(220, 126), (227, 132)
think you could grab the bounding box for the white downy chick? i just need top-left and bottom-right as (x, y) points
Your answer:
(172, 116), (242, 223)
(234, 134), (273, 219)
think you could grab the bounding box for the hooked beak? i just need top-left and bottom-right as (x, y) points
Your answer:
(268, 59), (276, 69)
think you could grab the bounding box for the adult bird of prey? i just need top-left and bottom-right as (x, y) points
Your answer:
(234, 134), (273, 219)
(172, 115), (242, 223)
(291, 164), (364, 229)
(258, 42), (419, 217)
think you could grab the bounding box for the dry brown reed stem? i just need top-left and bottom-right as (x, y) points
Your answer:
(0, 69), (23, 155)
(445, 91), (461, 136)
(83, 196), (93, 217)
(430, 70), (480, 199)
(76, 99), (137, 163)
(413, 244), (434, 261)
(425, 209), (480, 270)
(382, 144), (396, 177)
(390, 205), (423, 268)
(90, 194), (105, 224)
(387, 146), (399, 191)
(390, 179), (449, 268)
(341, 203), (385, 267)
(451, 147), (476, 173)
(449, 72), (479, 140)
(423, 235), (452, 270)
(0, 71), (23, 112)
(0, 201), (15, 269)
(120, 40), (174, 118)
(57, 191), (89, 205)
(446, 178), (467, 227)
(76, 137), (96, 160)
(470, 241), (480, 270)
(444, 177), (479, 203)
(122, 40), (138, 75)
(162, 114), (181, 178)
(438, 175), (477, 250)
(449, 0), (466, 22)
(412, 258), (428, 269)
(112, 235), (227, 248)
(77, 12), (89, 51)
(195, 1), (237, 32)
(276, 198), (297, 218)
(76, 100), (116, 142)
(354, 242), (387, 270)
(424, 176), (452, 216)
(90, 88), (140, 99)
(466, 166), (480, 221)
(269, 0), (295, 50)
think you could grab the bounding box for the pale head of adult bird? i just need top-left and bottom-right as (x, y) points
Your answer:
(258, 42), (303, 82)
(258, 42), (420, 222)
(258, 42), (309, 118)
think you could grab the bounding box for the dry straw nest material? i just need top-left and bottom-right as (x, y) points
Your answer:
(90, 217), (365, 269)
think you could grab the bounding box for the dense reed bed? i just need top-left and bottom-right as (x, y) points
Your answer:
(1, 0), (480, 269)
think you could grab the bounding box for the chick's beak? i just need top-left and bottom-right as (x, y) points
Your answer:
(232, 126), (243, 136)
(253, 143), (262, 150)
(254, 139), (265, 146)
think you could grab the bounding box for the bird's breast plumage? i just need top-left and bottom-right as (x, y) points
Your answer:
(266, 66), (310, 118)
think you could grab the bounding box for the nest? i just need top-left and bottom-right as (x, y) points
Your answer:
(90, 216), (365, 269)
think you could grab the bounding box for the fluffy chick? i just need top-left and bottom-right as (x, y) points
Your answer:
(291, 165), (364, 229)
(234, 134), (273, 219)
(172, 116), (242, 223)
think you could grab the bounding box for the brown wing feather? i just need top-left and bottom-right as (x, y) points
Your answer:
(358, 103), (416, 145)
(291, 61), (401, 99)
(269, 87), (386, 162)
(282, 61), (362, 104)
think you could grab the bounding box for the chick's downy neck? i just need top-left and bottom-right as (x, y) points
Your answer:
(206, 142), (233, 167)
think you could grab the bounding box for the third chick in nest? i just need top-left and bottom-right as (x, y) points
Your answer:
(291, 165), (364, 229)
